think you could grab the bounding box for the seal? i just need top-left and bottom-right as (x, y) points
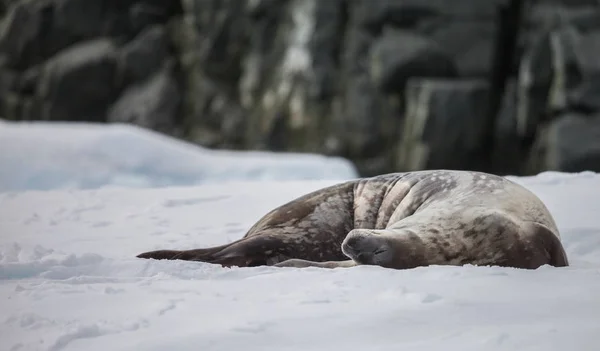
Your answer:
(136, 170), (569, 270)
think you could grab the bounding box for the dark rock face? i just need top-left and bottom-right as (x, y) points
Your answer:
(118, 24), (169, 84)
(369, 30), (458, 94)
(37, 39), (118, 122)
(529, 113), (600, 173)
(0, 0), (181, 134)
(108, 62), (181, 133)
(1, 0), (600, 176)
(517, 5), (600, 136)
(398, 78), (489, 171)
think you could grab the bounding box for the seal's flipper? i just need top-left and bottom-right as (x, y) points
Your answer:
(136, 249), (184, 260)
(275, 259), (357, 269)
(136, 235), (291, 268)
(136, 243), (231, 261)
(525, 221), (569, 268)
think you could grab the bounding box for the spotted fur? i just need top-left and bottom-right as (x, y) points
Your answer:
(137, 170), (569, 270)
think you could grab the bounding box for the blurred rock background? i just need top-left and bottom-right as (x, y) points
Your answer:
(1, 0), (599, 177)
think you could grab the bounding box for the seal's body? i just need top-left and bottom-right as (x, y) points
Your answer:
(137, 170), (569, 270)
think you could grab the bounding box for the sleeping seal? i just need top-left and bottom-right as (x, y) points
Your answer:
(136, 170), (569, 270)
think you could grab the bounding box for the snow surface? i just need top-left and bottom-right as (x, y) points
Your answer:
(0, 119), (357, 192)
(2, 170), (600, 351)
(1, 120), (600, 350)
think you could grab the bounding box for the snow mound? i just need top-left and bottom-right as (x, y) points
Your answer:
(0, 120), (358, 192)
(1, 172), (600, 350)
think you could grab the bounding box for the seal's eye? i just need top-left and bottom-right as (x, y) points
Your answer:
(373, 248), (387, 256)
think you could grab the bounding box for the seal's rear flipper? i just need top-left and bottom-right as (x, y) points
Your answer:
(136, 235), (290, 268)
(137, 250), (185, 260)
(275, 259), (357, 269)
(528, 222), (569, 267)
(136, 243), (231, 261)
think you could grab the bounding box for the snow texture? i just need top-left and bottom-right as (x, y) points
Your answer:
(1, 122), (600, 351)
(1, 172), (600, 350)
(0, 119), (357, 192)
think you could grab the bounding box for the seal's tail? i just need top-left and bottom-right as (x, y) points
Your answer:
(548, 234), (570, 267)
(136, 235), (288, 268)
(527, 221), (570, 268)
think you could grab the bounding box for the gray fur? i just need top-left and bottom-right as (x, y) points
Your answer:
(137, 170), (569, 270)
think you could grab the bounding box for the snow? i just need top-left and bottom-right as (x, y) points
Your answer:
(1, 171), (600, 350)
(2, 121), (600, 350)
(0, 119), (357, 192)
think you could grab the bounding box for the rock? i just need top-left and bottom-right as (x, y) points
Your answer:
(516, 5), (600, 138)
(186, 0), (250, 84)
(53, 0), (180, 40)
(492, 79), (529, 174)
(335, 24), (380, 158)
(18, 65), (40, 94)
(118, 24), (169, 85)
(0, 0), (180, 71)
(369, 29), (457, 94)
(546, 27), (600, 113)
(129, 1), (182, 33)
(20, 96), (42, 120)
(2, 0), (600, 178)
(0, 0), (47, 69)
(339, 74), (382, 158)
(569, 70), (600, 113)
(53, 0), (107, 39)
(170, 0), (251, 147)
(243, 0), (320, 148)
(515, 28), (553, 139)
(0, 65), (18, 94)
(0, 92), (21, 120)
(526, 2), (600, 31)
(0, 0), (129, 70)
(566, 30), (600, 113)
(107, 64), (181, 133)
(421, 20), (496, 77)
(357, 0), (501, 33)
(396, 78), (490, 171)
(37, 38), (118, 121)
(306, 0), (345, 100)
(531, 113), (600, 173)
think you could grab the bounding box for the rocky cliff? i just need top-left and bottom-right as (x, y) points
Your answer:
(1, 0), (600, 176)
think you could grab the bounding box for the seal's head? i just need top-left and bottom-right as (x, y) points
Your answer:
(341, 228), (425, 269)
(341, 229), (394, 266)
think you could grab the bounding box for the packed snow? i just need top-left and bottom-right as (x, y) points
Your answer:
(0, 119), (357, 192)
(1, 122), (600, 351)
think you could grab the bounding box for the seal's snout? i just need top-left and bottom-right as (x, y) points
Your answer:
(343, 236), (361, 252)
(341, 230), (365, 257)
(342, 229), (387, 264)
